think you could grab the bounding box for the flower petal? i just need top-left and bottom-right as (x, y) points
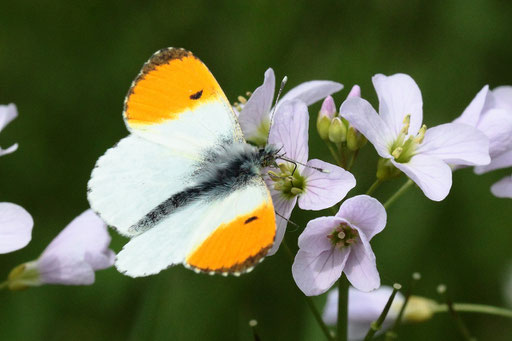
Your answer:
(299, 159), (356, 210)
(337, 195), (386, 240)
(267, 192), (297, 256)
(37, 256), (96, 285)
(392, 155), (452, 201)
(0, 202), (33, 254)
(453, 85), (490, 127)
(477, 108), (512, 158)
(417, 123), (490, 166)
(475, 149), (512, 174)
(0, 103), (18, 132)
(493, 86), (512, 111)
(0, 104), (19, 157)
(41, 209), (114, 271)
(0, 143), (18, 157)
(491, 175), (512, 198)
(292, 247), (350, 296)
(340, 97), (394, 158)
(277, 80), (343, 111)
(268, 100), (309, 165)
(343, 234), (380, 292)
(372, 73), (423, 136)
(298, 216), (343, 254)
(238, 68), (275, 141)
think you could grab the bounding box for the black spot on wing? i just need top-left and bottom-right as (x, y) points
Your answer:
(244, 216), (258, 224)
(190, 89), (203, 100)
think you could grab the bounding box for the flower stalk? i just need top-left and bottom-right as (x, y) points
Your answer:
(437, 285), (476, 341)
(363, 283), (402, 341)
(366, 179), (382, 196)
(384, 179), (414, 209)
(283, 241), (334, 340)
(385, 273), (422, 340)
(337, 276), (349, 341)
(434, 303), (512, 319)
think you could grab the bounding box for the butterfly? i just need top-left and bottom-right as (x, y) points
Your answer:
(87, 48), (282, 277)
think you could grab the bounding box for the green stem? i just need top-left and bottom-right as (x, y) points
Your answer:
(338, 143), (347, 168)
(383, 179), (414, 209)
(366, 179), (382, 196)
(434, 303), (512, 319)
(444, 299), (475, 341)
(337, 276), (349, 341)
(363, 284), (401, 341)
(305, 296), (334, 341)
(282, 241), (334, 341)
(347, 150), (359, 171)
(0, 281), (8, 290)
(385, 274), (421, 340)
(326, 142), (342, 165)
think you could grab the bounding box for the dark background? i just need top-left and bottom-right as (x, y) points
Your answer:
(1, 1), (511, 340)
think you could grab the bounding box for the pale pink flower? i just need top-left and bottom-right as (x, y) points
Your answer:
(340, 73), (490, 201)
(454, 86), (512, 167)
(292, 195), (385, 295)
(456, 86), (512, 198)
(7, 209), (115, 288)
(266, 100), (356, 255)
(0, 103), (19, 157)
(237, 68), (343, 145)
(0, 202), (33, 254)
(322, 286), (437, 340)
(323, 286), (404, 340)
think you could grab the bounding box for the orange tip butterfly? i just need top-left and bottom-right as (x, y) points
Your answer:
(88, 48), (278, 277)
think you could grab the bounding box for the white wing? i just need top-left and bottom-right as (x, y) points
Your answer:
(115, 180), (275, 277)
(88, 134), (199, 237)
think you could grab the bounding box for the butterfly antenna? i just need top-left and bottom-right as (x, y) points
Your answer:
(268, 76), (288, 133)
(277, 155), (331, 174)
(275, 211), (301, 229)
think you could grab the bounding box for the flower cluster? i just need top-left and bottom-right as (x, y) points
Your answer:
(238, 70), (506, 299)
(235, 69), (510, 339)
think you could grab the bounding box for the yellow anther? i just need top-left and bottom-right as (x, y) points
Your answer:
(401, 114), (411, 134)
(414, 124), (427, 144)
(392, 147), (403, 159)
(237, 96), (247, 104)
(246, 91), (252, 97)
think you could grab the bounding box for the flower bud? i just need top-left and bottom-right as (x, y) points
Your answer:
(376, 158), (401, 180)
(347, 126), (368, 151)
(319, 96), (337, 119)
(328, 117), (347, 143)
(6, 261), (41, 290)
(317, 96), (337, 140)
(347, 85), (361, 98)
(402, 296), (437, 323)
(317, 116), (331, 141)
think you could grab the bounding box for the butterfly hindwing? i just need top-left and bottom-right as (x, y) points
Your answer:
(115, 179), (275, 277)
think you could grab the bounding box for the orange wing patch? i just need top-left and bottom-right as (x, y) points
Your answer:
(186, 202), (276, 274)
(124, 48), (228, 126)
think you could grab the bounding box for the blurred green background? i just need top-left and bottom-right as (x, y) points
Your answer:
(1, 0), (511, 340)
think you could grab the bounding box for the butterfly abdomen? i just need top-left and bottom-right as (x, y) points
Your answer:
(129, 142), (270, 235)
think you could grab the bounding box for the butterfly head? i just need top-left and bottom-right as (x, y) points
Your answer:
(257, 144), (280, 168)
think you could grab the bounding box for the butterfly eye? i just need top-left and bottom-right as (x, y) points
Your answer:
(190, 89), (203, 100)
